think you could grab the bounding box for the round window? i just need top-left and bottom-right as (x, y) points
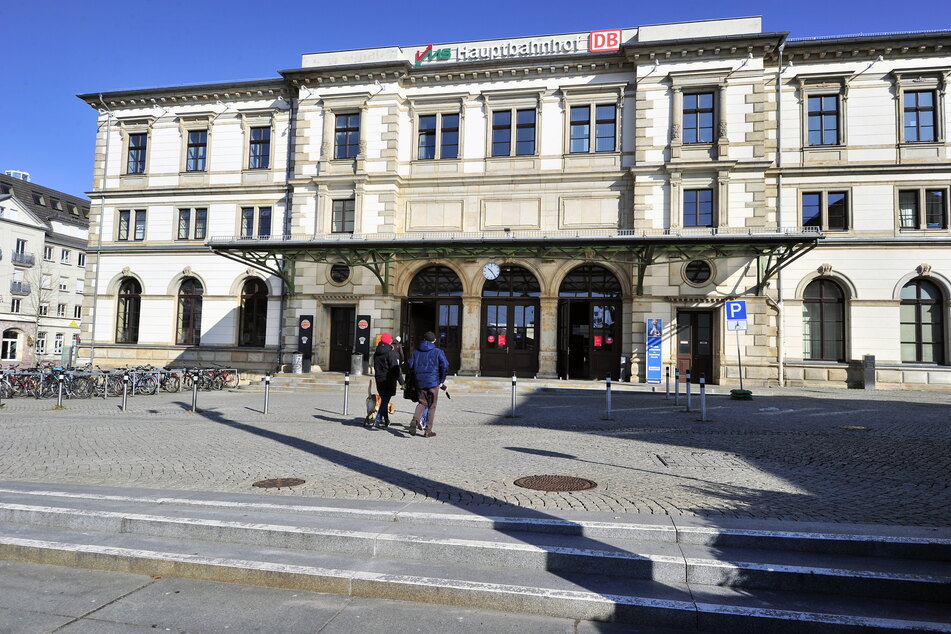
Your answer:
(329, 264), (351, 284)
(684, 260), (712, 285)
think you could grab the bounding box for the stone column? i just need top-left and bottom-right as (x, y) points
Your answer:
(717, 82), (730, 159)
(538, 298), (558, 378)
(670, 86), (683, 160)
(460, 295), (481, 375)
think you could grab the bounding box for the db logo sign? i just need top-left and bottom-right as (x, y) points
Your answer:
(589, 29), (622, 52)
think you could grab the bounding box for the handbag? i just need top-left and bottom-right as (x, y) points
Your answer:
(402, 369), (419, 402)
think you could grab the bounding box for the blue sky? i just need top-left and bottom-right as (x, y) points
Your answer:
(2, 0), (949, 199)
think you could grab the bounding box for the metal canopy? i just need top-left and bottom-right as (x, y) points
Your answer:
(208, 228), (820, 296)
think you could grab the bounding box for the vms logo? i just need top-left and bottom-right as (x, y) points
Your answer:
(589, 29), (622, 52)
(415, 44), (452, 66)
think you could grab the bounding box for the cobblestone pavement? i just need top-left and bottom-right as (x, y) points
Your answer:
(1, 385), (949, 526)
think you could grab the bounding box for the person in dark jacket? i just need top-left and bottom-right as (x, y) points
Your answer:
(407, 331), (449, 438)
(372, 333), (402, 428)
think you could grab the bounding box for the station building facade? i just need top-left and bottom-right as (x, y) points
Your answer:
(78, 17), (951, 388)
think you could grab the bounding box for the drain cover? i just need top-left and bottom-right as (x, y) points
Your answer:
(513, 475), (597, 491)
(252, 478), (306, 489)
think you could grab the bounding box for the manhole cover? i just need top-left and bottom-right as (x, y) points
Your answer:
(252, 478), (306, 489)
(513, 475), (597, 492)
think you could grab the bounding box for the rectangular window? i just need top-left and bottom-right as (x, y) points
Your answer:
(248, 127), (270, 169)
(332, 199), (355, 233)
(11, 298), (21, 313)
(334, 113), (360, 159)
(59, 278), (68, 292)
(241, 207), (254, 238)
(32, 192), (46, 206)
(258, 207), (271, 238)
(36, 332), (46, 354)
(118, 210), (130, 240)
(73, 305), (82, 319)
(492, 108), (536, 157)
(178, 208), (191, 240)
(54, 334), (64, 354)
(808, 95), (839, 146)
(683, 189), (714, 227)
(77, 253), (86, 267)
(57, 303), (66, 317)
(569, 106), (591, 153)
(441, 114), (459, 159)
(60, 249), (71, 264)
(134, 209), (146, 240)
(570, 104), (617, 153)
(194, 208), (207, 239)
(39, 303), (49, 316)
(595, 104), (617, 152)
(41, 274), (52, 289)
(127, 132), (147, 173)
(683, 93), (715, 144)
(416, 113), (459, 160)
(802, 191), (849, 231)
(15, 239), (26, 254)
(418, 114), (437, 159)
(50, 197), (63, 211)
(43, 246), (53, 261)
(75, 279), (84, 294)
(238, 207), (271, 239)
(899, 189), (947, 230)
(904, 91), (935, 143)
(186, 129), (208, 171)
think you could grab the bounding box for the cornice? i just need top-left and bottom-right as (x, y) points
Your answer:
(78, 79), (289, 110)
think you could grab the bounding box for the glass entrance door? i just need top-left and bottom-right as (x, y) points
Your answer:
(328, 306), (354, 372)
(481, 300), (538, 377)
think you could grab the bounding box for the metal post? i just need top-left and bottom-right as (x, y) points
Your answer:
(736, 328), (745, 392)
(674, 368), (680, 405)
(665, 366), (670, 400)
(190, 372), (198, 413)
(56, 373), (64, 408)
(343, 372), (350, 415)
(605, 376), (613, 420)
(685, 369), (692, 412)
(700, 373), (707, 422)
(121, 374), (129, 411)
(510, 373), (517, 418)
(263, 372), (271, 414)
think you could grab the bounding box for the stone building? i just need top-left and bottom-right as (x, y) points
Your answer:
(0, 173), (90, 367)
(78, 17), (951, 388)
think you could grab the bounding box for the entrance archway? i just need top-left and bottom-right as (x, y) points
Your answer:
(404, 265), (462, 373)
(557, 264), (622, 379)
(481, 265), (540, 377)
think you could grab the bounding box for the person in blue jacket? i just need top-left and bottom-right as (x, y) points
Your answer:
(407, 331), (448, 438)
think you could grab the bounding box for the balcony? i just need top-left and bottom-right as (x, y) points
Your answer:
(10, 280), (32, 295)
(12, 251), (36, 266)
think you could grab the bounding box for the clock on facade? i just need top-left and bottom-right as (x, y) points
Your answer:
(482, 261), (501, 280)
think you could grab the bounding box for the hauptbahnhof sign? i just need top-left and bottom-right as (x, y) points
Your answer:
(414, 29), (622, 66)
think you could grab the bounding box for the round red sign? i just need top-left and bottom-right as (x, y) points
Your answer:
(487, 335), (496, 343)
(357, 319), (369, 329)
(300, 320), (311, 330)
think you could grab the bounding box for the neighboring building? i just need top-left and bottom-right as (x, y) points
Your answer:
(78, 17), (951, 388)
(0, 174), (90, 367)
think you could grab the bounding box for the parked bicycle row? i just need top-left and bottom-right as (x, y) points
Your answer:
(0, 365), (240, 399)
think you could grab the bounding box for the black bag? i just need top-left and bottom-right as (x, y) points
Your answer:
(402, 369), (419, 402)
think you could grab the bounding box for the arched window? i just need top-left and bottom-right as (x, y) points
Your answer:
(482, 265), (540, 297)
(558, 264), (622, 298)
(409, 265), (463, 297)
(176, 277), (203, 345)
(1, 329), (19, 360)
(802, 279), (845, 361)
(239, 278), (268, 347)
(901, 279), (945, 364)
(115, 278), (142, 344)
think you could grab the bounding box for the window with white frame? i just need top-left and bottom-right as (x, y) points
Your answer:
(73, 305), (82, 319)
(802, 191), (849, 231)
(1, 330), (18, 360)
(54, 333), (64, 354)
(57, 303), (66, 317)
(41, 274), (52, 289)
(36, 332), (47, 354)
(77, 252), (86, 267)
(239, 206), (272, 239)
(11, 298), (21, 313)
(75, 279), (84, 294)
(177, 207), (208, 240)
(39, 303), (49, 316)
(898, 188), (948, 230)
(60, 249), (71, 264)
(59, 277), (68, 292)
(43, 246), (53, 261)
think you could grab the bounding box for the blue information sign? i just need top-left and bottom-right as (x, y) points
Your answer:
(646, 318), (662, 383)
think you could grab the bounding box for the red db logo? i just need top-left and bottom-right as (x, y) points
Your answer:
(589, 29), (622, 52)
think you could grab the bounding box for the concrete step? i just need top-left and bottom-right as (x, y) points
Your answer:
(1, 484), (949, 632)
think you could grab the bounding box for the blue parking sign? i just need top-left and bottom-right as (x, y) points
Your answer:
(725, 300), (747, 320)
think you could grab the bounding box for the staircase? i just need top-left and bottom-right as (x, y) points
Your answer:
(0, 482), (948, 632)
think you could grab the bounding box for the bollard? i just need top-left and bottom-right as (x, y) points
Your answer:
(121, 374), (129, 411)
(665, 367), (670, 400)
(343, 372), (350, 415)
(700, 373), (707, 422)
(190, 372), (199, 413)
(605, 376), (613, 420)
(263, 372), (271, 414)
(56, 373), (64, 408)
(685, 369), (692, 412)
(510, 373), (517, 418)
(674, 368), (680, 405)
